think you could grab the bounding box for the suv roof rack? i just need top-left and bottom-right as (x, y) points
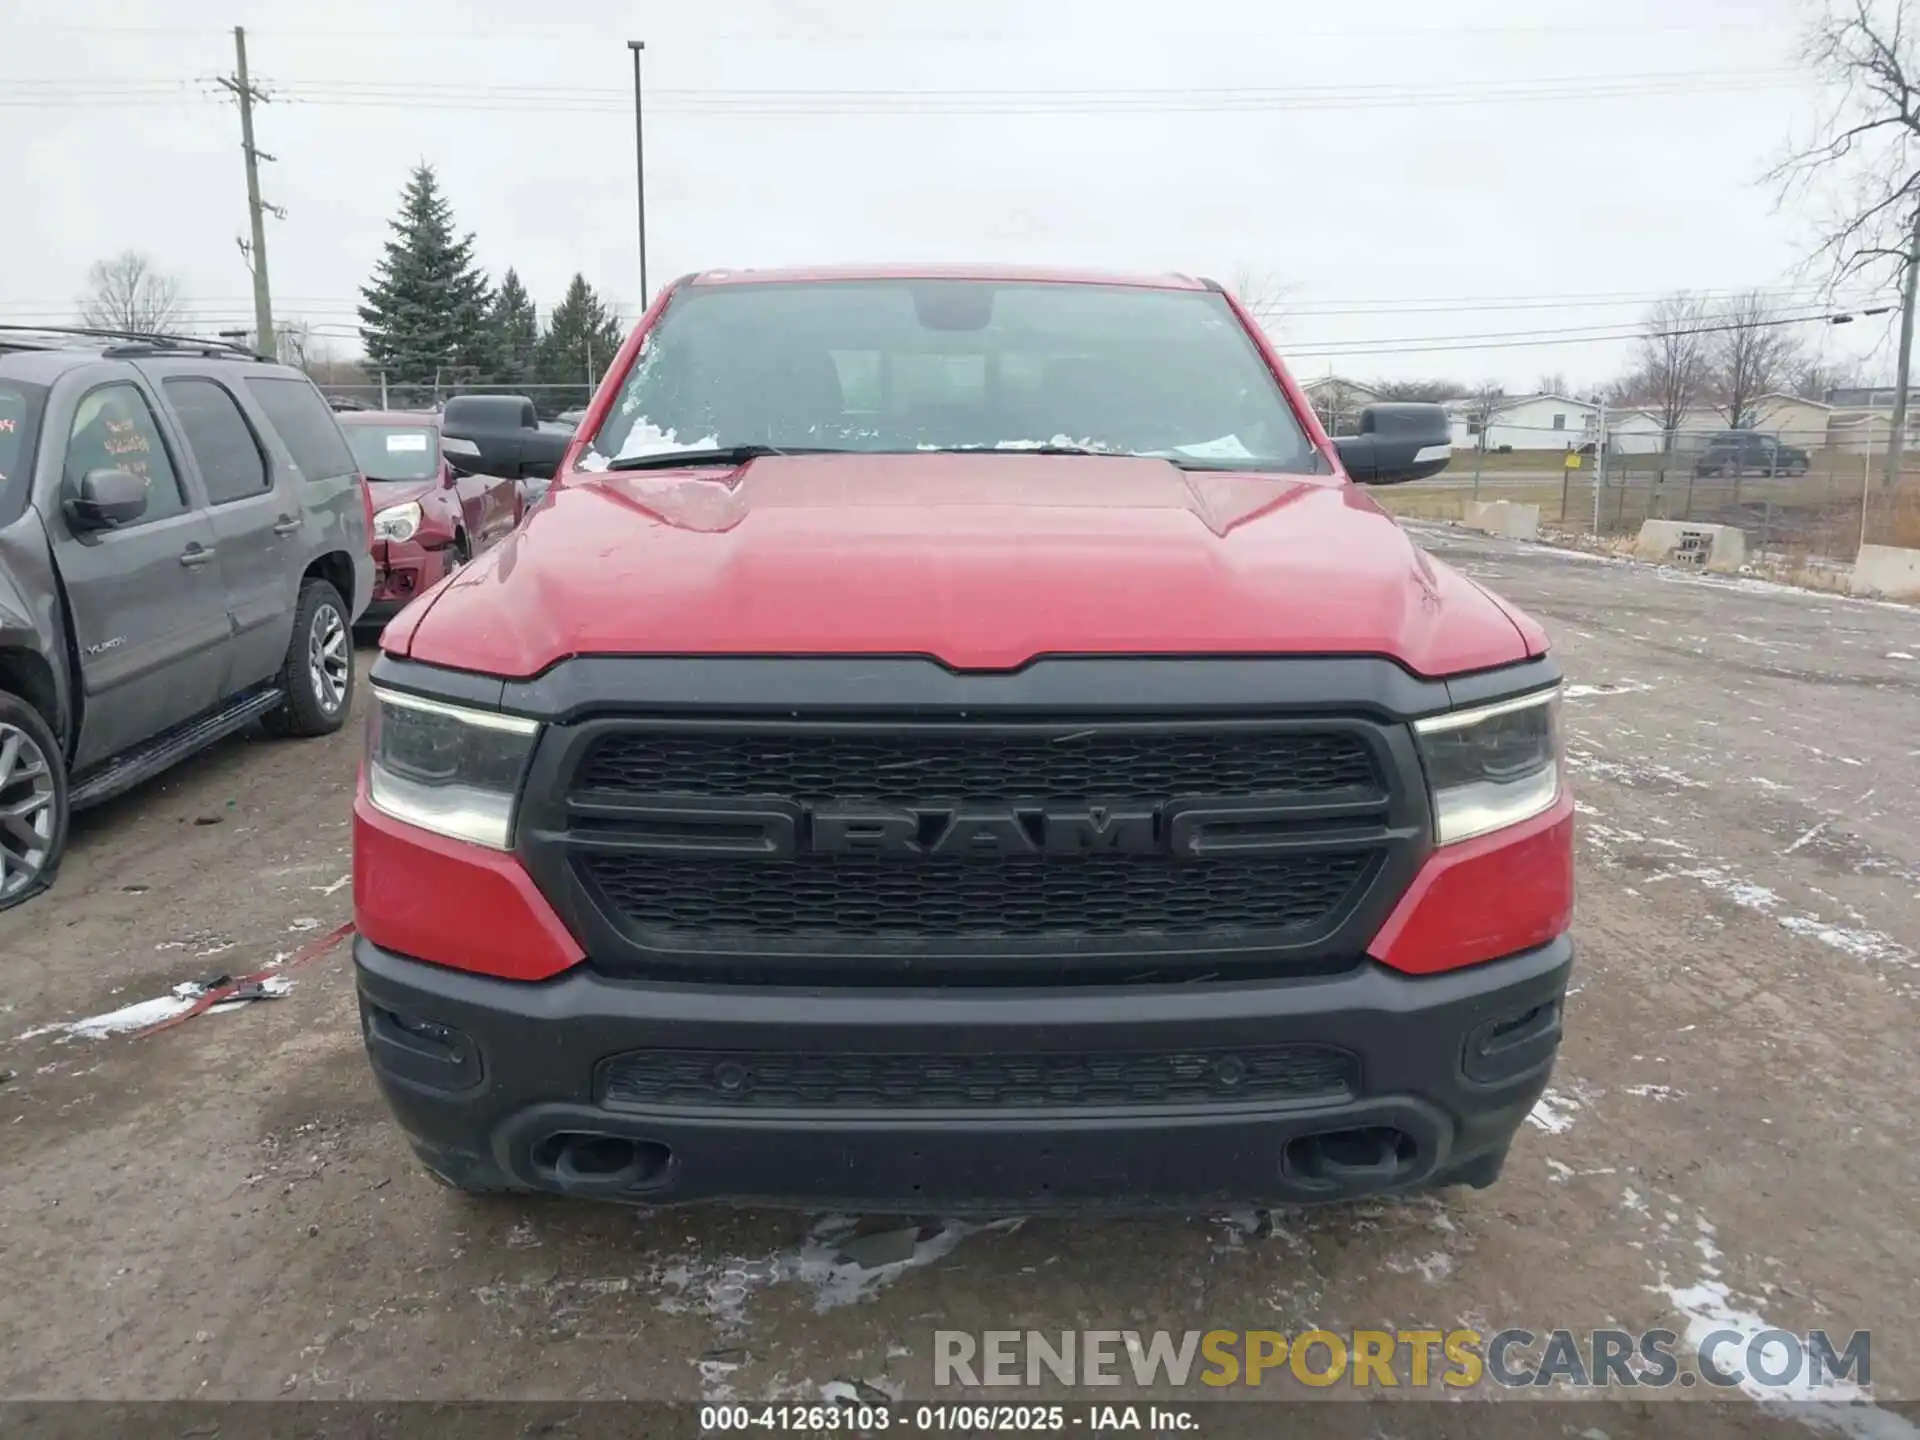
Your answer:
(0, 324), (273, 362)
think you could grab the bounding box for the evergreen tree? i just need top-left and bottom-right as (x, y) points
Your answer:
(487, 268), (541, 387)
(357, 164), (494, 391)
(536, 274), (624, 411)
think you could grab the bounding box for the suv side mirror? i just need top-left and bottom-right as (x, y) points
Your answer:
(65, 467), (149, 530)
(1332, 403), (1452, 485)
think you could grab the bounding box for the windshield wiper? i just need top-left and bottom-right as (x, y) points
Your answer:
(912, 443), (1117, 458)
(604, 444), (844, 472)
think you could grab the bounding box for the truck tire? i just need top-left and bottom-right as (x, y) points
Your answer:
(264, 579), (353, 738)
(0, 689), (69, 913)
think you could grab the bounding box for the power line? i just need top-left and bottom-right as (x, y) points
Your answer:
(0, 69), (1798, 113)
(7, 19), (1783, 41)
(1283, 303), (1900, 357)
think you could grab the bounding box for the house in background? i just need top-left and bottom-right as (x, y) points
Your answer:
(1747, 393), (1833, 448)
(1298, 375), (1380, 435)
(1594, 394), (1834, 455)
(1446, 393), (1600, 452)
(1822, 386), (1920, 454)
(1603, 409), (1666, 455)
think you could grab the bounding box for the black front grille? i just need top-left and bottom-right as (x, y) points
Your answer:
(576, 729), (1380, 803)
(529, 711), (1422, 983)
(600, 1043), (1357, 1109)
(580, 850), (1375, 941)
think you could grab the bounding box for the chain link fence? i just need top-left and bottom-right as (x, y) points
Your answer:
(316, 380), (599, 419)
(1383, 422), (1920, 563)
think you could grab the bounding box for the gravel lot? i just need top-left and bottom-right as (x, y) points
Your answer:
(2, 524), (1916, 1428)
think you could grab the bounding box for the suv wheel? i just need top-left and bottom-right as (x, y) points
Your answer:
(0, 690), (68, 912)
(264, 579), (353, 738)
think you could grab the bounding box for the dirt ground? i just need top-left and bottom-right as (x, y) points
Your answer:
(2, 526), (1917, 1426)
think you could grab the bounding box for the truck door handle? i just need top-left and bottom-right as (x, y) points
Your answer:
(271, 516), (302, 536)
(179, 544), (216, 568)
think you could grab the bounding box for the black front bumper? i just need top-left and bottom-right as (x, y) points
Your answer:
(355, 934), (1572, 1212)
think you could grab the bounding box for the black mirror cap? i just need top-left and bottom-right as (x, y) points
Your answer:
(440, 396), (573, 481)
(1333, 402), (1453, 485)
(65, 467), (149, 530)
(518, 428), (571, 481)
(441, 393), (539, 433)
(440, 434), (484, 479)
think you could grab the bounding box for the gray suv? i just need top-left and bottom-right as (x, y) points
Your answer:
(0, 328), (374, 910)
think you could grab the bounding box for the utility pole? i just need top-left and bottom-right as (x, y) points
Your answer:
(627, 40), (649, 307)
(220, 26), (278, 359)
(1594, 399), (1608, 536)
(1883, 203), (1920, 491)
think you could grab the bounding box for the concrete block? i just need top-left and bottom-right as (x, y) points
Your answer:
(1464, 500), (1540, 541)
(1851, 544), (1920, 600)
(1635, 519), (1746, 573)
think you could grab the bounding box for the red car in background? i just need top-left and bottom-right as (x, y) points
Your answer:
(338, 411), (525, 631)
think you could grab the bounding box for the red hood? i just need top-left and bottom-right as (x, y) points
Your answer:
(387, 454), (1538, 678)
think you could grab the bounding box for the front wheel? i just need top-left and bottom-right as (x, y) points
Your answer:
(264, 579), (353, 738)
(0, 690), (69, 912)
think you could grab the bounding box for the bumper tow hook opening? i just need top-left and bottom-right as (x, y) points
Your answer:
(533, 1132), (673, 1195)
(1284, 1126), (1419, 1190)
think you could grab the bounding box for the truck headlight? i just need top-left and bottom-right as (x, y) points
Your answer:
(1413, 686), (1562, 845)
(373, 501), (422, 543)
(366, 687), (540, 849)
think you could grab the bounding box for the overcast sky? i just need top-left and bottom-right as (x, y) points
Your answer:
(0, 0), (1894, 390)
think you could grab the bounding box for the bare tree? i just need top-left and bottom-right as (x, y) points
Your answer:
(273, 317), (316, 370)
(1467, 380), (1505, 452)
(78, 251), (182, 334)
(1638, 293), (1713, 451)
(1536, 372), (1570, 397)
(1371, 379), (1470, 403)
(1230, 267), (1290, 330)
(1710, 291), (1801, 429)
(1773, 0), (1920, 482)
(1790, 353), (1864, 398)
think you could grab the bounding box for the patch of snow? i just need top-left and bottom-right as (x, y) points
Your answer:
(1563, 680), (1653, 699)
(1526, 1088), (1580, 1135)
(610, 419), (720, 463)
(1387, 1250), (1456, 1282)
(20, 993), (193, 1041)
(696, 1356), (743, 1401)
(206, 976), (293, 1014)
(1566, 751), (1707, 791)
(649, 1215), (1023, 1330)
(1623, 1084), (1682, 1100)
(1777, 915), (1913, 966)
(1677, 866), (1783, 912)
(1170, 433), (1254, 460)
(1784, 823), (1829, 855)
(992, 434), (1107, 452)
(1886, 652), (1915, 661)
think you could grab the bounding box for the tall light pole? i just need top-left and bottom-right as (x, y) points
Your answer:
(627, 39), (649, 307)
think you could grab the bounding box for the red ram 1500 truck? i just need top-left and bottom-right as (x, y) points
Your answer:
(354, 265), (1573, 1210)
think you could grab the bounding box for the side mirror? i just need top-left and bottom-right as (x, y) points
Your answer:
(517, 428), (571, 481)
(441, 435), (485, 479)
(441, 394), (574, 482)
(65, 467), (149, 530)
(1332, 403), (1452, 485)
